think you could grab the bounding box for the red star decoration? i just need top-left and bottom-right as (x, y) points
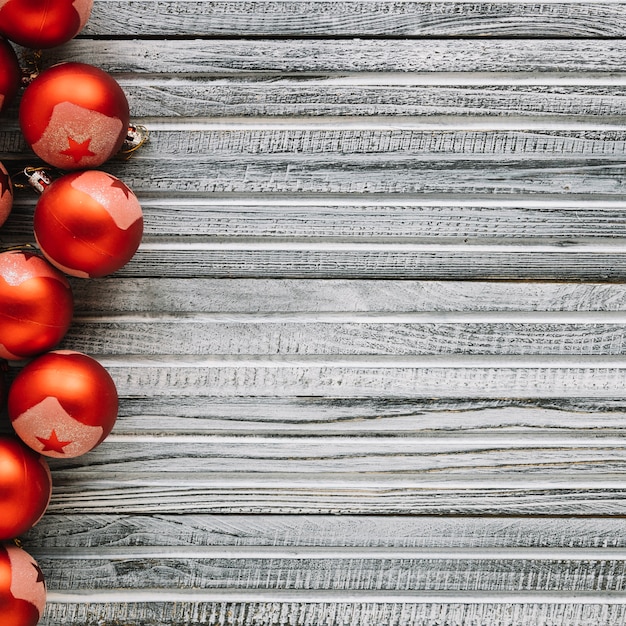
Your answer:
(36, 430), (73, 454)
(0, 168), (10, 198)
(108, 175), (132, 199)
(60, 136), (96, 163)
(32, 562), (46, 587)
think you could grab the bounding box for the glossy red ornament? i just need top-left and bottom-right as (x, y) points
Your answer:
(19, 62), (129, 170)
(0, 542), (46, 626)
(0, 0), (93, 49)
(33, 170), (143, 278)
(0, 251), (73, 360)
(0, 161), (13, 228)
(0, 436), (52, 540)
(0, 37), (19, 114)
(9, 350), (119, 458)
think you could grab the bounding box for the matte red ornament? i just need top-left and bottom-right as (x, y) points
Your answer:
(0, 436), (52, 540)
(0, 37), (20, 114)
(8, 350), (119, 458)
(33, 170), (143, 278)
(0, 251), (73, 360)
(0, 161), (13, 228)
(19, 62), (130, 169)
(0, 0), (93, 49)
(0, 542), (46, 626)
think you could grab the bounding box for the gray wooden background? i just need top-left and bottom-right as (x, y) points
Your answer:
(3, 1), (626, 624)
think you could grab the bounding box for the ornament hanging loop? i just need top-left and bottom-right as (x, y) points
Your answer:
(118, 124), (149, 160)
(20, 49), (42, 86)
(13, 167), (55, 193)
(0, 242), (39, 254)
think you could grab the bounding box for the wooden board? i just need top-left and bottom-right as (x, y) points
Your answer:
(2, 1), (626, 624)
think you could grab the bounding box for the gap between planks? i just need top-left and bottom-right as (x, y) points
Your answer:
(72, 310), (626, 323)
(33, 545), (626, 561)
(140, 115), (626, 131)
(115, 72), (626, 86)
(44, 588), (626, 605)
(11, 354), (626, 369)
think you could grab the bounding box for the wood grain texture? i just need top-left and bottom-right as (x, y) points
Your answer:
(82, 1), (626, 37)
(4, 0), (626, 621)
(25, 514), (626, 549)
(43, 38), (626, 74)
(36, 599), (626, 626)
(67, 278), (626, 314)
(26, 516), (626, 623)
(10, 197), (626, 242)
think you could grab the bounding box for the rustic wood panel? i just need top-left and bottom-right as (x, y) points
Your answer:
(43, 38), (626, 74)
(2, 0), (625, 623)
(82, 1), (626, 37)
(37, 598), (626, 626)
(68, 278), (626, 313)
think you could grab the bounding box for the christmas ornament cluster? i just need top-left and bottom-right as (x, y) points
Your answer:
(0, 3), (145, 624)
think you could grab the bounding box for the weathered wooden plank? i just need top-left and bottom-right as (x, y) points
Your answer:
(9, 231), (626, 279)
(41, 38), (626, 74)
(8, 127), (626, 160)
(5, 128), (626, 200)
(110, 246), (626, 280)
(42, 470), (626, 514)
(45, 432), (626, 475)
(30, 552), (626, 592)
(61, 318), (626, 356)
(10, 197), (626, 242)
(36, 598), (626, 626)
(13, 77), (626, 120)
(68, 357), (626, 398)
(117, 81), (626, 119)
(67, 278), (626, 314)
(25, 514), (626, 549)
(24, 516), (626, 623)
(82, 1), (626, 37)
(110, 397), (626, 434)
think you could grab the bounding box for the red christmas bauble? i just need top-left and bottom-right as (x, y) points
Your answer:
(19, 62), (129, 170)
(0, 0), (93, 49)
(0, 436), (52, 540)
(0, 37), (19, 114)
(0, 542), (46, 626)
(0, 161), (13, 228)
(0, 251), (73, 360)
(8, 350), (119, 458)
(33, 170), (143, 278)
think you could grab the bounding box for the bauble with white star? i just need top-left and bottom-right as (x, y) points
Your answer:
(8, 350), (119, 458)
(19, 62), (129, 170)
(33, 170), (143, 278)
(0, 542), (47, 626)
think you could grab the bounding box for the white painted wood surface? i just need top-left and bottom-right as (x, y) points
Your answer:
(2, 1), (626, 624)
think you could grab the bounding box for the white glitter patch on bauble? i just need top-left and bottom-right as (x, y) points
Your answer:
(70, 171), (142, 230)
(32, 101), (123, 169)
(6, 544), (47, 615)
(0, 252), (67, 286)
(12, 395), (104, 458)
(73, 0), (93, 25)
